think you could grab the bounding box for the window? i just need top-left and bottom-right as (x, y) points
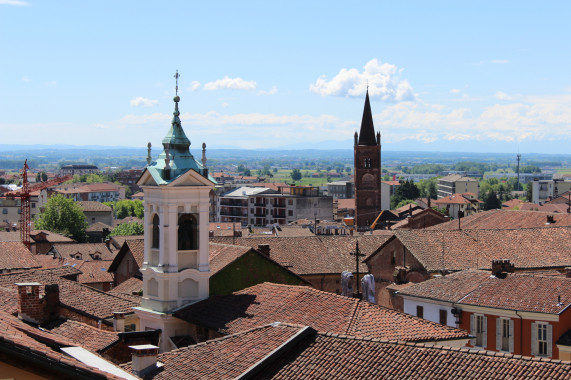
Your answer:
(416, 305), (424, 319)
(288, 199), (293, 205)
(288, 210), (293, 216)
(471, 314), (487, 347)
(2, 209), (7, 214)
(498, 318), (512, 351)
(439, 309), (447, 325)
(391, 251), (396, 264)
(178, 214), (198, 250)
(31, 203), (36, 208)
(152, 214), (160, 249)
(533, 322), (552, 357)
(250, 198), (254, 203)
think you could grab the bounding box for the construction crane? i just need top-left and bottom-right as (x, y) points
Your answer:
(4, 160), (72, 250)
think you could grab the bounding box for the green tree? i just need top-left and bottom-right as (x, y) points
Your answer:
(35, 194), (87, 242)
(110, 221), (144, 237)
(36, 171), (48, 182)
(391, 180), (420, 208)
(243, 168), (251, 176)
(396, 199), (415, 209)
(521, 165), (541, 173)
(483, 190), (502, 210)
(291, 169), (302, 181)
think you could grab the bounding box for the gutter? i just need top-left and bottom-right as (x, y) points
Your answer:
(235, 325), (315, 380)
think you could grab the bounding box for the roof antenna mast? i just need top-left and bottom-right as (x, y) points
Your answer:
(174, 70), (180, 96)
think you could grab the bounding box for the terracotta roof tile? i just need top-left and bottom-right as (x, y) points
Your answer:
(78, 201), (112, 212)
(174, 283), (469, 342)
(52, 243), (117, 261)
(77, 260), (114, 285)
(427, 209), (571, 230)
(108, 277), (142, 298)
(0, 310), (124, 379)
(0, 268), (137, 320)
(0, 241), (41, 271)
(209, 235), (392, 275)
(401, 270), (571, 314)
(337, 198), (355, 210)
(46, 319), (119, 352)
(121, 323), (571, 379)
(86, 222), (113, 232)
(392, 227), (571, 271)
(519, 203), (570, 213)
(209, 243), (252, 274)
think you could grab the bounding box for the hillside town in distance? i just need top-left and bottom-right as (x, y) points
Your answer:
(0, 83), (570, 379)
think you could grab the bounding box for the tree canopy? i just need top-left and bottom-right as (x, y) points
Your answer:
(483, 190), (502, 210)
(390, 180), (420, 209)
(104, 199), (144, 219)
(35, 194), (87, 242)
(110, 221), (144, 237)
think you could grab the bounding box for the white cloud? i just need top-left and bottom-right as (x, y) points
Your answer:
(450, 89), (461, 94)
(221, 102), (229, 108)
(310, 59), (415, 102)
(258, 86), (278, 95)
(203, 76), (257, 91)
(491, 59), (509, 64)
(189, 81), (200, 91)
(21, 76), (31, 83)
(130, 97), (158, 107)
(0, 0), (30, 5)
(44, 80), (57, 86)
(494, 91), (512, 100)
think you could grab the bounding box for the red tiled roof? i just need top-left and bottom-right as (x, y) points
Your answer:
(382, 180), (400, 186)
(46, 319), (119, 352)
(78, 201), (112, 212)
(108, 277), (142, 298)
(52, 243), (117, 261)
(77, 260), (114, 285)
(0, 310), (123, 379)
(107, 238), (144, 274)
(86, 222), (113, 232)
(337, 198), (355, 210)
(400, 270), (571, 314)
(427, 209), (571, 230)
(0, 268), (137, 320)
(390, 227), (571, 272)
(121, 323), (571, 379)
(433, 193), (476, 205)
(174, 283), (469, 342)
(209, 235), (392, 275)
(520, 203), (569, 213)
(209, 243), (252, 275)
(0, 241), (41, 271)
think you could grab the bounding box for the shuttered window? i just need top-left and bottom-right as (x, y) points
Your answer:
(416, 305), (424, 319)
(471, 314), (487, 348)
(439, 309), (447, 325)
(532, 322), (553, 357)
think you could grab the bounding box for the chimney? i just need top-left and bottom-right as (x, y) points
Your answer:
(105, 238), (111, 250)
(546, 214), (555, 224)
(491, 259), (515, 278)
(43, 284), (60, 323)
(16, 282), (43, 324)
(113, 311), (126, 332)
(130, 345), (160, 377)
(257, 244), (270, 257)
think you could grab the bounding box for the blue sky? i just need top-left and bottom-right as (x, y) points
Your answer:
(1, 1), (570, 153)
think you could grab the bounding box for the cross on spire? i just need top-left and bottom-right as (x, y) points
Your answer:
(174, 70), (180, 96)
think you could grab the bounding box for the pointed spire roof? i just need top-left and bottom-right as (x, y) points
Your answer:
(357, 90), (377, 146)
(145, 95), (215, 185)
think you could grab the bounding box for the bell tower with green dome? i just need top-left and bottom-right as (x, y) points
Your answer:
(134, 72), (216, 352)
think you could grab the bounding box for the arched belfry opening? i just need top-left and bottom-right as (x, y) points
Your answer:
(152, 214), (160, 249)
(178, 214), (198, 250)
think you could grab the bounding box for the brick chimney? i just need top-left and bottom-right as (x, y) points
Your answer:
(16, 283), (43, 324)
(16, 283), (60, 325)
(130, 345), (160, 376)
(113, 311), (126, 332)
(491, 259), (515, 278)
(257, 244), (270, 257)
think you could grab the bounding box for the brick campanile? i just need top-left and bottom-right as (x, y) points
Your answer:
(354, 90), (381, 230)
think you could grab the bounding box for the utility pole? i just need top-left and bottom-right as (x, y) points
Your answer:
(349, 241), (365, 299)
(516, 153), (522, 191)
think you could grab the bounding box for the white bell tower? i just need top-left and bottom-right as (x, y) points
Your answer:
(134, 79), (215, 352)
